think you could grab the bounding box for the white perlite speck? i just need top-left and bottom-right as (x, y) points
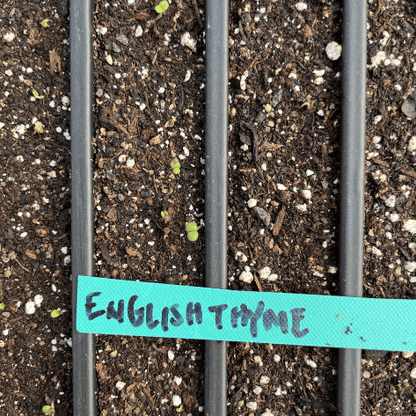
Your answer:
(370, 51), (386, 67)
(296, 204), (307, 212)
(239, 268), (254, 284)
(247, 402), (257, 410)
(385, 195), (396, 208)
(34, 295), (43, 307)
(25, 301), (36, 315)
(273, 354), (281, 363)
(16, 125), (27, 135)
(253, 386), (262, 395)
(405, 262), (416, 273)
(168, 350), (175, 361)
(261, 411), (274, 416)
(174, 376), (182, 386)
(172, 395), (182, 407)
(326, 42), (342, 60)
(390, 213), (399, 222)
(248, 198), (257, 208)
(116, 381), (126, 390)
(403, 351), (414, 359)
(302, 189), (312, 200)
(268, 274), (278, 282)
(403, 219), (416, 234)
(184, 70), (191, 82)
(260, 376), (270, 385)
(181, 32), (197, 51)
(258, 267), (271, 280)
(3, 31), (15, 42)
(306, 170), (314, 176)
(411, 368), (416, 379)
(105, 54), (113, 65)
(135, 25), (143, 37)
(305, 356), (317, 368)
(126, 158), (135, 168)
(295, 2), (307, 11)
(372, 247), (382, 257)
(408, 137), (416, 153)
(313, 69), (325, 76)
(277, 184), (286, 191)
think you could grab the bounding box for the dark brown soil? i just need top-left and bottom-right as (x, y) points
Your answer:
(1, 0), (416, 415)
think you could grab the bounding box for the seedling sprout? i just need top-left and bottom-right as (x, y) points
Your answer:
(186, 222), (199, 242)
(35, 121), (44, 133)
(0, 303), (4, 310)
(51, 308), (62, 318)
(263, 104), (272, 113)
(42, 405), (55, 415)
(161, 210), (169, 218)
(33, 90), (39, 98)
(41, 20), (49, 28)
(155, 1), (169, 14)
(171, 158), (181, 175)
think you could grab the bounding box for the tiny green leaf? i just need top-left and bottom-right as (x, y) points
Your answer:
(35, 121), (44, 133)
(186, 222), (198, 233)
(42, 406), (55, 415)
(161, 210), (169, 218)
(176, 404), (183, 412)
(0, 303), (4, 310)
(187, 231), (198, 241)
(155, 1), (169, 14)
(263, 104), (272, 113)
(51, 308), (61, 318)
(171, 159), (181, 174)
(41, 20), (49, 28)
(33, 90), (39, 97)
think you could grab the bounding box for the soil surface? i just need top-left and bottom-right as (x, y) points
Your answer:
(1, 0), (416, 415)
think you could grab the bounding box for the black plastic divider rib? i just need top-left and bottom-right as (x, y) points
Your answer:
(204, 0), (229, 415)
(338, 1), (367, 415)
(70, 0), (97, 414)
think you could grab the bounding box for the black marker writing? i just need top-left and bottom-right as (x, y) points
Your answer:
(106, 300), (124, 323)
(290, 308), (309, 338)
(127, 296), (144, 328)
(146, 303), (159, 329)
(186, 302), (202, 326)
(231, 302), (265, 338)
(170, 304), (185, 327)
(208, 304), (228, 329)
(263, 309), (288, 334)
(85, 292), (105, 321)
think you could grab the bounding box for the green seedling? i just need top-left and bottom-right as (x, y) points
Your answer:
(51, 308), (62, 318)
(42, 405), (55, 415)
(171, 158), (180, 175)
(275, 68), (281, 75)
(33, 90), (39, 98)
(186, 222), (199, 242)
(176, 405), (183, 413)
(34, 121), (44, 133)
(263, 104), (272, 113)
(0, 303), (4, 310)
(155, 1), (169, 14)
(41, 20), (49, 28)
(161, 210), (169, 218)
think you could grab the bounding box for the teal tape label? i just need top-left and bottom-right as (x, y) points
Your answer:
(77, 276), (416, 351)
